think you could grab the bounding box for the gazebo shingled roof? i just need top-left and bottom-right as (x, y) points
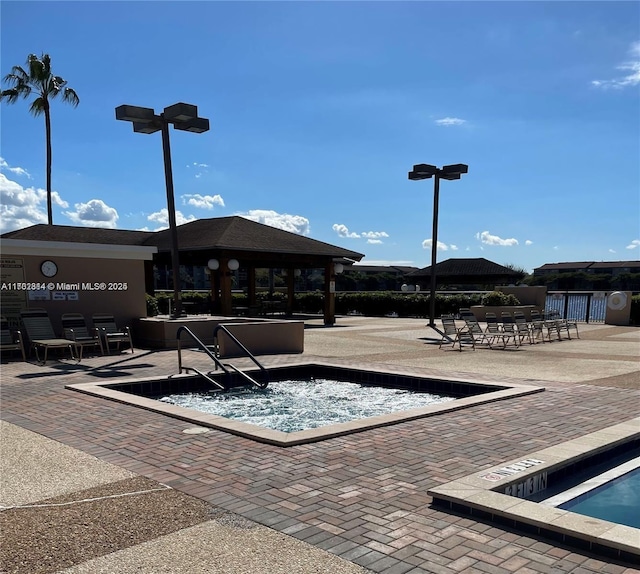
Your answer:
(1, 217), (364, 262)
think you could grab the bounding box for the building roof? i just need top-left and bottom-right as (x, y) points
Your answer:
(348, 265), (419, 274)
(1, 216), (364, 262)
(534, 261), (640, 272)
(2, 224), (153, 245)
(406, 258), (519, 278)
(146, 217), (364, 259)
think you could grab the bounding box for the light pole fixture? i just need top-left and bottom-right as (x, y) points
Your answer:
(408, 163), (468, 329)
(116, 103), (210, 318)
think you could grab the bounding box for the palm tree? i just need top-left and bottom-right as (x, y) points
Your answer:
(0, 53), (79, 225)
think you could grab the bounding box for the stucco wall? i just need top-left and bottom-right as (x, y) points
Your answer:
(1, 253), (147, 336)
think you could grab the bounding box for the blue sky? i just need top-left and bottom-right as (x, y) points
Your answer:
(1, 1), (638, 273)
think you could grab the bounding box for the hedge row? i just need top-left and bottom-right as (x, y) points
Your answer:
(146, 291), (640, 325)
(146, 291), (485, 318)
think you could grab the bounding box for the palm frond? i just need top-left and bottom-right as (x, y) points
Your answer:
(62, 87), (79, 107)
(28, 96), (46, 116)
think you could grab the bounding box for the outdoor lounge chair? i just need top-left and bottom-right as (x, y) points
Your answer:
(0, 315), (26, 361)
(484, 312), (518, 349)
(463, 316), (493, 349)
(531, 310), (561, 342)
(513, 310), (537, 344)
(20, 308), (77, 364)
(92, 314), (134, 354)
(439, 315), (475, 351)
(62, 313), (104, 359)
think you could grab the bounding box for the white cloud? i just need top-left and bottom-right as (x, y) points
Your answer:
(422, 239), (453, 251)
(182, 193), (225, 210)
(475, 230), (519, 246)
(146, 208), (196, 230)
(609, 249), (616, 253)
(525, 240), (533, 246)
(592, 41), (640, 89)
(0, 173), (70, 232)
(361, 230), (389, 244)
(435, 117), (466, 126)
(241, 209), (310, 235)
(332, 223), (360, 239)
(626, 239), (640, 250)
(64, 199), (119, 228)
(0, 157), (31, 179)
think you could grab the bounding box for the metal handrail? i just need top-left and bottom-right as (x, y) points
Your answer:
(176, 325), (230, 375)
(213, 324), (269, 389)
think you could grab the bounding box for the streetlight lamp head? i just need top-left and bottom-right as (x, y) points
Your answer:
(409, 164), (438, 180)
(173, 117), (210, 133)
(164, 102), (198, 122)
(441, 163), (468, 176)
(133, 121), (161, 134)
(115, 105), (156, 123)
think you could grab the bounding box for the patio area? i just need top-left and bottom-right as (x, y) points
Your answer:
(1, 316), (639, 573)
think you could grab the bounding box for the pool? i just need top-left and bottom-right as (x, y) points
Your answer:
(543, 457), (640, 529)
(428, 420), (640, 561)
(158, 379), (456, 432)
(66, 361), (543, 446)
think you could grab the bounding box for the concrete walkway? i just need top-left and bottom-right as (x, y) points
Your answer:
(1, 316), (639, 573)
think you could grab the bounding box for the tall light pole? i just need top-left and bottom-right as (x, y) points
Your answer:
(116, 103), (210, 318)
(408, 163), (468, 329)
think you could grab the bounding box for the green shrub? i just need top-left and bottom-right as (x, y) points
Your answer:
(145, 293), (159, 316)
(481, 291), (521, 306)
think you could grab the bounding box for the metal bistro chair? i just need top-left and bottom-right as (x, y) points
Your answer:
(62, 313), (105, 359)
(0, 315), (26, 361)
(92, 314), (134, 354)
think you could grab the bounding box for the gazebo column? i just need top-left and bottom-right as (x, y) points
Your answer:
(286, 267), (295, 315)
(247, 267), (257, 307)
(219, 258), (234, 316)
(324, 262), (336, 326)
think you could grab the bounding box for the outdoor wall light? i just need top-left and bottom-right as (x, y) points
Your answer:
(334, 263), (344, 274)
(408, 162), (468, 330)
(207, 259), (220, 271)
(227, 259), (240, 271)
(116, 101), (210, 318)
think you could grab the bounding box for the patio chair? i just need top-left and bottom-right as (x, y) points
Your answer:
(62, 313), (104, 359)
(0, 315), (26, 361)
(484, 312), (518, 349)
(463, 316), (493, 349)
(500, 312), (521, 347)
(531, 310), (561, 342)
(512, 311), (534, 345)
(92, 314), (134, 354)
(439, 315), (475, 351)
(20, 308), (77, 364)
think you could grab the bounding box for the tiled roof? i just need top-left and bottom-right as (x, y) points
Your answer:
(1, 224), (153, 245)
(1, 217), (364, 261)
(534, 262), (594, 271)
(406, 258), (518, 277)
(534, 261), (640, 272)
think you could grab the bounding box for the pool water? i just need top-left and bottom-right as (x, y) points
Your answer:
(159, 378), (456, 432)
(559, 466), (640, 529)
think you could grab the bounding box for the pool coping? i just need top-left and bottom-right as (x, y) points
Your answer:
(427, 418), (640, 560)
(65, 360), (544, 447)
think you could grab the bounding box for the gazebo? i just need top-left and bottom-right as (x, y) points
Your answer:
(2, 216), (364, 325)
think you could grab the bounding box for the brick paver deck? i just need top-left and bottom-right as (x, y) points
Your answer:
(1, 318), (639, 573)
